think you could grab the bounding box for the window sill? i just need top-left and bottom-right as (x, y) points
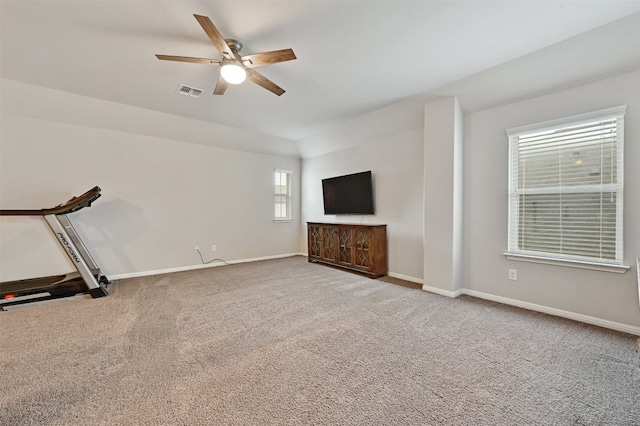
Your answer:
(274, 218), (292, 223)
(503, 252), (630, 274)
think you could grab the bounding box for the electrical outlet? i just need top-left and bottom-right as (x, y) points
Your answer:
(195, 246), (199, 253)
(212, 245), (217, 252)
(508, 269), (517, 281)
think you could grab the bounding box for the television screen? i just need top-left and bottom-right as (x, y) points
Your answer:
(322, 171), (374, 215)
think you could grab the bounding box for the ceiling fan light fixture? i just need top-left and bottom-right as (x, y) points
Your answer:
(220, 62), (247, 84)
(157, 16), (295, 95)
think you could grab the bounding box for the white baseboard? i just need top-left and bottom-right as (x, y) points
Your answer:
(108, 256), (639, 337)
(421, 284), (464, 298)
(463, 289), (640, 336)
(419, 286), (639, 336)
(107, 253), (305, 281)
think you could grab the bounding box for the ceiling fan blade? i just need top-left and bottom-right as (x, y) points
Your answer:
(155, 54), (221, 65)
(193, 14), (235, 60)
(213, 75), (229, 95)
(247, 69), (285, 96)
(241, 49), (296, 68)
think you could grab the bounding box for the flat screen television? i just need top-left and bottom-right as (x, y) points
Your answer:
(322, 171), (374, 215)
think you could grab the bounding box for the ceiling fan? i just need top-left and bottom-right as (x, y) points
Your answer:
(156, 14), (296, 96)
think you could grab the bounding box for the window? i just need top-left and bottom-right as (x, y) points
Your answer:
(506, 106), (626, 271)
(274, 169), (292, 221)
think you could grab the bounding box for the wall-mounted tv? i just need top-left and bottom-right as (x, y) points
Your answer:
(322, 170), (374, 215)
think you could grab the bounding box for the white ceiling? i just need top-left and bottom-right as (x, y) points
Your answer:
(2, 1), (640, 142)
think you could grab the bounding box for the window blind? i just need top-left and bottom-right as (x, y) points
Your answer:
(274, 169), (292, 219)
(507, 106), (625, 264)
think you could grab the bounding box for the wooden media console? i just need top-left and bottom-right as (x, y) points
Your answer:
(307, 222), (387, 278)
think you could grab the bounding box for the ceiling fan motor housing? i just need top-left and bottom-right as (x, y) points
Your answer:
(225, 39), (242, 55)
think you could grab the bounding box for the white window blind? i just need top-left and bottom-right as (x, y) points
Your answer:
(507, 106), (625, 265)
(274, 169), (292, 220)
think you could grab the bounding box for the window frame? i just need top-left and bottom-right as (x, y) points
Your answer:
(504, 105), (629, 273)
(274, 169), (292, 222)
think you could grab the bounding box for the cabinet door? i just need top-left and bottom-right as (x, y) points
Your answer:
(308, 224), (322, 259)
(337, 227), (354, 267)
(320, 226), (337, 262)
(353, 228), (373, 270)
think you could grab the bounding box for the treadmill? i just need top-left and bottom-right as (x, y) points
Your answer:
(0, 186), (109, 309)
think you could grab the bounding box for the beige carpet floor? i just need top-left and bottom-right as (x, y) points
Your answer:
(1, 256), (639, 425)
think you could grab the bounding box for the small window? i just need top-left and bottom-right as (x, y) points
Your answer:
(274, 169), (292, 221)
(506, 106), (625, 268)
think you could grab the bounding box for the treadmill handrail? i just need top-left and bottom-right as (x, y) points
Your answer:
(0, 186), (102, 216)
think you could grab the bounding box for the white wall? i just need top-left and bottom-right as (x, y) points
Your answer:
(301, 128), (424, 281)
(2, 69), (638, 330)
(463, 70), (640, 328)
(0, 81), (301, 281)
(299, 69), (640, 331)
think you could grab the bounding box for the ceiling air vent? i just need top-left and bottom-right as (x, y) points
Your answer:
(176, 84), (204, 98)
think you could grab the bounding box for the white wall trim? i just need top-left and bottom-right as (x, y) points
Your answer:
(108, 256), (639, 337)
(504, 253), (630, 274)
(505, 105), (626, 137)
(107, 253), (305, 281)
(420, 285), (640, 336)
(388, 271), (423, 284)
(421, 284), (465, 298)
(463, 289), (640, 336)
